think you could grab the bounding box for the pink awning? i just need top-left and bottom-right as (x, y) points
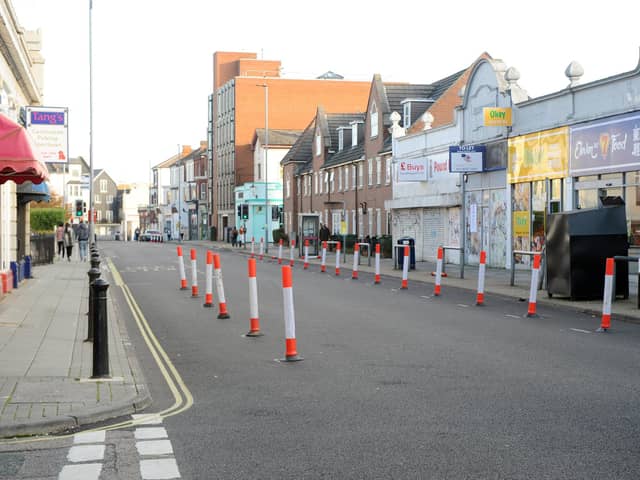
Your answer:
(0, 113), (48, 185)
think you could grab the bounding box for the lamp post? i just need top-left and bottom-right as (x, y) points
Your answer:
(257, 82), (269, 253)
(88, 0), (95, 242)
(177, 144), (182, 243)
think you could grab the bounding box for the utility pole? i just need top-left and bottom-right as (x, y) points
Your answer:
(88, 0), (95, 242)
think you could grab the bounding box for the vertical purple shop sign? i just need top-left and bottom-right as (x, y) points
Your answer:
(570, 111), (640, 176)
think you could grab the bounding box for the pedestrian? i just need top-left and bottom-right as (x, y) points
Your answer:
(56, 223), (65, 259)
(134, 227), (140, 241)
(231, 227), (238, 247)
(77, 219), (89, 261)
(63, 223), (74, 261)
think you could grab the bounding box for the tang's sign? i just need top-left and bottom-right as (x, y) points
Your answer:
(449, 145), (485, 172)
(397, 158), (428, 182)
(483, 107), (512, 127)
(25, 107), (68, 163)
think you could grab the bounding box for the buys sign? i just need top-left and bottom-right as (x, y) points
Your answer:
(397, 158), (428, 182)
(483, 107), (512, 127)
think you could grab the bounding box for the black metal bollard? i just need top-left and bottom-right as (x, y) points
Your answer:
(91, 278), (110, 378)
(85, 267), (101, 342)
(90, 252), (100, 270)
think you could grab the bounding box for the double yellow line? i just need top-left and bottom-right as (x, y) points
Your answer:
(0, 259), (193, 445)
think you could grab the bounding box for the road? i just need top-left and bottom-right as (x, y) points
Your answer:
(3, 240), (640, 479)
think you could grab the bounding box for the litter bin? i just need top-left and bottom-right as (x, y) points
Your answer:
(397, 237), (416, 270)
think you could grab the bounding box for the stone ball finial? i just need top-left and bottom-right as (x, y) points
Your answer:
(505, 67), (520, 85)
(390, 111), (401, 124)
(421, 111), (434, 130)
(565, 61), (584, 87)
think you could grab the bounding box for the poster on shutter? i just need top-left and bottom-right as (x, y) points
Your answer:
(469, 204), (478, 233)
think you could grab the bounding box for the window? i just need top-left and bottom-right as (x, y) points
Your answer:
(352, 165), (357, 190)
(94, 194), (101, 204)
(107, 195), (113, 204)
(315, 133), (322, 156)
(323, 171), (328, 193)
(358, 163), (363, 189)
(200, 185), (207, 200)
(96, 210), (102, 222)
(286, 177), (291, 198)
(370, 102), (378, 138)
(338, 129), (344, 151)
(344, 167), (349, 191)
(376, 157), (382, 185)
(338, 168), (342, 191)
(351, 209), (356, 234)
(106, 210), (113, 223)
(368, 158), (373, 186)
(403, 103), (411, 128)
(329, 171), (335, 193)
(385, 158), (391, 184)
(297, 177), (301, 197)
(351, 123), (358, 147)
(376, 209), (382, 236)
(100, 179), (108, 193)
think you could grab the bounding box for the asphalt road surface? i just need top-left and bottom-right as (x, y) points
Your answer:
(6, 240), (640, 479)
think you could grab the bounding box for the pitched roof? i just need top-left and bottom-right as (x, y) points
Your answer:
(255, 129), (302, 147)
(322, 112), (365, 153)
(154, 153), (181, 169)
(281, 118), (316, 169)
(324, 143), (364, 168)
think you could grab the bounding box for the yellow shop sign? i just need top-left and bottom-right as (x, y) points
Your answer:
(483, 107), (512, 127)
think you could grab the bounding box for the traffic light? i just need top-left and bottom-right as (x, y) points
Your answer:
(83, 201), (87, 213)
(75, 199), (83, 217)
(241, 204), (249, 220)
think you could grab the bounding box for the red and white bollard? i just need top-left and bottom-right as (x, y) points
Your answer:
(320, 241), (327, 272)
(598, 257), (614, 332)
(527, 254), (541, 317)
(277, 239), (283, 264)
(203, 250), (214, 307)
(213, 253), (230, 319)
(281, 266), (302, 362)
(289, 239), (296, 267)
(476, 250), (486, 306)
(246, 258), (263, 337)
(176, 246), (187, 290)
(374, 243), (381, 284)
(335, 242), (341, 276)
(250, 237), (255, 258)
(434, 247), (443, 296)
(303, 240), (310, 270)
(259, 237), (264, 261)
(352, 243), (360, 280)
(190, 248), (199, 297)
(401, 245), (409, 289)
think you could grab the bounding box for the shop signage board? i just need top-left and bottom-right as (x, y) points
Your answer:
(449, 145), (485, 172)
(397, 157), (428, 182)
(483, 107), (512, 127)
(513, 211), (530, 236)
(508, 127), (569, 183)
(25, 106), (69, 163)
(569, 111), (640, 176)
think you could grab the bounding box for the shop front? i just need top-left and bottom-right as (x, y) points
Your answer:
(508, 127), (569, 262)
(570, 110), (640, 243)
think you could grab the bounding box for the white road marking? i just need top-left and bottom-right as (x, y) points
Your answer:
(67, 444), (105, 463)
(420, 295), (430, 299)
(505, 314), (520, 318)
(58, 463), (102, 480)
(140, 458), (181, 479)
(136, 439), (174, 456)
(73, 431), (106, 444)
(135, 427), (168, 440)
(132, 413), (163, 425)
(570, 328), (592, 334)
(457, 304), (469, 308)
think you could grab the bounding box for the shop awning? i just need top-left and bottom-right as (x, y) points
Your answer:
(0, 113), (49, 185)
(17, 181), (50, 204)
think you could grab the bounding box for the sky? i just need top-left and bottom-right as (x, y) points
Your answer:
(13, 0), (640, 185)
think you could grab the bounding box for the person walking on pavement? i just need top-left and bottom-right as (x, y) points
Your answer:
(56, 223), (65, 259)
(231, 227), (238, 247)
(77, 219), (89, 261)
(63, 223), (74, 261)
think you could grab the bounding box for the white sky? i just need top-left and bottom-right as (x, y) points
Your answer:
(13, 0), (640, 184)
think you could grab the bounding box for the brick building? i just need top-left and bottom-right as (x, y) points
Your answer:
(209, 51), (370, 240)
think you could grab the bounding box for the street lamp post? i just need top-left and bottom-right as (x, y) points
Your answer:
(88, 0), (95, 243)
(177, 144), (182, 243)
(258, 82), (269, 253)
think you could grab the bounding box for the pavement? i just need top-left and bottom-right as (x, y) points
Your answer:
(0, 250), (151, 439)
(2, 238), (638, 439)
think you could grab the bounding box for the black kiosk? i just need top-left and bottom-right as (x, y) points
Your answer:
(545, 201), (628, 300)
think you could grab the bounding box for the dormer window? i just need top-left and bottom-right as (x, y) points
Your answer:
(315, 133), (322, 156)
(338, 128), (344, 151)
(370, 102), (378, 138)
(351, 123), (358, 147)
